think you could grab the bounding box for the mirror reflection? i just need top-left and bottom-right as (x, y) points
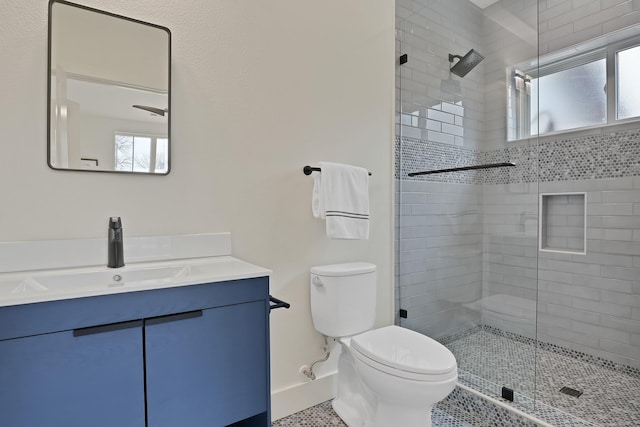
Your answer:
(48, 0), (171, 174)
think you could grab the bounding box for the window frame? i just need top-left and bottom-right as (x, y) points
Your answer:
(613, 40), (640, 121)
(507, 34), (640, 141)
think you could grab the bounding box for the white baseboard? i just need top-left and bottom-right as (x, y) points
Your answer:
(271, 371), (337, 421)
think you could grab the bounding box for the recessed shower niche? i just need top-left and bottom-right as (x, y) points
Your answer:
(539, 192), (586, 254)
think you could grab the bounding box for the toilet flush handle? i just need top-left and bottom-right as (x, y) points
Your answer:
(312, 276), (323, 287)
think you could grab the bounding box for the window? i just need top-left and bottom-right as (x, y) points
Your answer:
(115, 134), (168, 173)
(508, 32), (640, 141)
(531, 57), (606, 135)
(617, 45), (640, 120)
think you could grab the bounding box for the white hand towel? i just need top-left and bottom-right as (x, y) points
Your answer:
(311, 162), (369, 239)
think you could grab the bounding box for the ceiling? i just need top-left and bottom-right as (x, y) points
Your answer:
(64, 78), (168, 124)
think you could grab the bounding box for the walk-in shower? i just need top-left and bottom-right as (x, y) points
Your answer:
(396, 0), (640, 426)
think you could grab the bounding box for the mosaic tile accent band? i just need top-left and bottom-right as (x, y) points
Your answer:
(536, 129), (640, 182)
(482, 143), (538, 185)
(397, 129), (640, 184)
(397, 137), (483, 184)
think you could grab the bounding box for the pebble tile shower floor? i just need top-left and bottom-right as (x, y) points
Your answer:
(272, 399), (484, 427)
(446, 329), (640, 426)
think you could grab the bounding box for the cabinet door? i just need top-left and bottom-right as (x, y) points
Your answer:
(0, 321), (145, 427)
(145, 301), (268, 427)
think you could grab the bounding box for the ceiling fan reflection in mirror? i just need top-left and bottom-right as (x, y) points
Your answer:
(132, 104), (168, 116)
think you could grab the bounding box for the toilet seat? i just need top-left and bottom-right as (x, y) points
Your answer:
(350, 326), (457, 382)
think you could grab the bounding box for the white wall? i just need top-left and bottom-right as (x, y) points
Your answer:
(0, 0), (395, 419)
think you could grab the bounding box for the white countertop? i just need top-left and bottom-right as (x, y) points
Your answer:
(0, 256), (271, 308)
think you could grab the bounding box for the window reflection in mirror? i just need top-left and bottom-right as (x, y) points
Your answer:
(115, 134), (168, 173)
(48, 0), (171, 174)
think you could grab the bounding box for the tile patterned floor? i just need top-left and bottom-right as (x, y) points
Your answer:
(272, 399), (483, 427)
(446, 330), (640, 427)
(272, 400), (347, 426)
(274, 329), (640, 426)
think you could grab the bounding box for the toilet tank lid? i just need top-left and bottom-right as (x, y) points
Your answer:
(311, 262), (376, 277)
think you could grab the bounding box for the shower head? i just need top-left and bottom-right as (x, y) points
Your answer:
(448, 49), (485, 77)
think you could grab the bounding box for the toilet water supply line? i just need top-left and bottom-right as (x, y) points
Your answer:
(302, 335), (331, 380)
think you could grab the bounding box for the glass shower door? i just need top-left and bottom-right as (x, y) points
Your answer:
(395, 0), (539, 410)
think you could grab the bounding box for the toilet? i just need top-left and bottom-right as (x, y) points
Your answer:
(310, 262), (457, 427)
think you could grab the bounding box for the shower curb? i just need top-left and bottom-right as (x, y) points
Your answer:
(446, 382), (598, 427)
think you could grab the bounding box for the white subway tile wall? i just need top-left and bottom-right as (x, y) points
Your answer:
(537, 177), (640, 369)
(397, 0), (485, 150)
(398, 143), (640, 370)
(397, 179), (484, 339)
(396, 0), (640, 376)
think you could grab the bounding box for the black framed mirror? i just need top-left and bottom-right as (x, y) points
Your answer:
(48, 0), (171, 174)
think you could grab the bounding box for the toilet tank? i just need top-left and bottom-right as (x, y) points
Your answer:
(310, 262), (376, 337)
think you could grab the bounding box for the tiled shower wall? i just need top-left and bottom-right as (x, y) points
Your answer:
(537, 175), (640, 370)
(397, 0), (640, 371)
(481, 0), (640, 150)
(481, 130), (640, 369)
(537, 0), (640, 55)
(395, 0), (486, 338)
(396, 0), (485, 150)
(481, 183), (539, 339)
(398, 132), (640, 369)
(396, 177), (484, 339)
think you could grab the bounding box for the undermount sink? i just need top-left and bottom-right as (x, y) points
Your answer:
(0, 265), (187, 297)
(34, 265), (188, 291)
(0, 278), (48, 295)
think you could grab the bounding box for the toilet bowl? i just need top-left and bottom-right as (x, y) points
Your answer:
(310, 263), (458, 427)
(348, 326), (457, 426)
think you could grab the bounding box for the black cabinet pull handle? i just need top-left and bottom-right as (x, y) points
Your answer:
(145, 310), (203, 326)
(269, 295), (291, 311)
(73, 320), (143, 337)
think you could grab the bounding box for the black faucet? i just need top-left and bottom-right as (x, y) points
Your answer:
(107, 217), (125, 268)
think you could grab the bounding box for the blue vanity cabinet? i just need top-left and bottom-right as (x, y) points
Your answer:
(145, 300), (269, 427)
(0, 275), (271, 427)
(0, 321), (146, 427)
